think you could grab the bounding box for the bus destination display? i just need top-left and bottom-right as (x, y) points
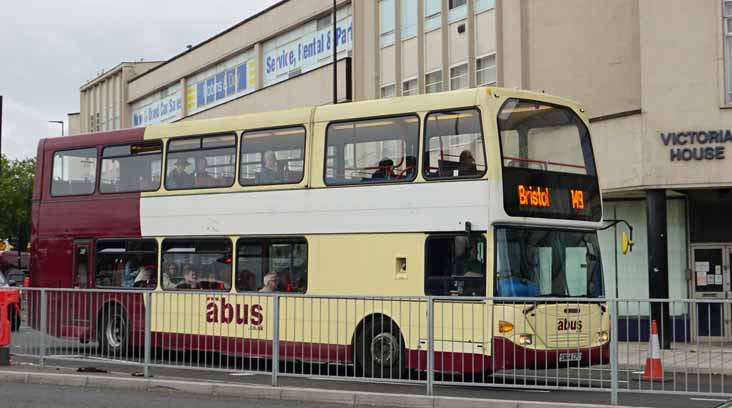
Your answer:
(504, 169), (601, 221)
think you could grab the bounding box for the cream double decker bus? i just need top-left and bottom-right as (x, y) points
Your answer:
(30, 87), (607, 378)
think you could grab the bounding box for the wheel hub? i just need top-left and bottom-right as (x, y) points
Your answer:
(370, 332), (399, 366)
(105, 315), (125, 349)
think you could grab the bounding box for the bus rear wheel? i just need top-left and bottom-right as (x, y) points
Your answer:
(99, 307), (128, 355)
(355, 318), (405, 379)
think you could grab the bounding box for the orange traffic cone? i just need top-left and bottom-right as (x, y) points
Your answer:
(642, 320), (664, 381)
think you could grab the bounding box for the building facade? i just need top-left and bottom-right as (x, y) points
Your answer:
(76, 61), (162, 135)
(75, 0), (732, 340)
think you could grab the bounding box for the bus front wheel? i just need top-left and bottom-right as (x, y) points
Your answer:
(98, 306), (128, 355)
(355, 318), (405, 379)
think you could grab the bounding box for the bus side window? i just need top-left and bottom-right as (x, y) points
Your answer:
(96, 239), (158, 289)
(425, 235), (486, 296)
(423, 109), (486, 180)
(51, 148), (98, 196)
(236, 238), (308, 293)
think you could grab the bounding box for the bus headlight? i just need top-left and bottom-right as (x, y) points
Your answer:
(597, 331), (609, 343)
(498, 320), (514, 333)
(518, 334), (533, 346)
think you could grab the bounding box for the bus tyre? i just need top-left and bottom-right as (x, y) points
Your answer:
(356, 318), (405, 379)
(99, 307), (128, 355)
(9, 306), (20, 332)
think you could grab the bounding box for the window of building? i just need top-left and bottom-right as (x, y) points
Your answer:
(475, 0), (495, 13)
(100, 142), (162, 193)
(95, 239), (158, 289)
(240, 126), (306, 186)
(165, 134), (236, 190)
(425, 70), (443, 93)
(236, 238), (307, 293)
(401, 0), (418, 39)
(51, 148), (97, 196)
(450, 63), (469, 90)
(162, 238), (232, 291)
(448, 0), (467, 22)
(425, 234), (486, 296)
(423, 108), (486, 179)
(402, 78), (418, 96)
(325, 114), (419, 185)
(380, 83), (396, 98)
(380, 0), (396, 47)
(476, 54), (497, 86)
(424, 0), (442, 31)
(725, 0), (732, 103)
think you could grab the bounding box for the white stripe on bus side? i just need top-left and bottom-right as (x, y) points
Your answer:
(140, 181), (502, 236)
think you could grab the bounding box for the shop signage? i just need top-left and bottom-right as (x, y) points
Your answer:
(185, 50), (257, 116)
(131, 83), (183, 127)
(263, 7), (353, 87)
(660, 130), (732, 162)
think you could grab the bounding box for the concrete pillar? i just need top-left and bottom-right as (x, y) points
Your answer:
(646, 189), (671, 349)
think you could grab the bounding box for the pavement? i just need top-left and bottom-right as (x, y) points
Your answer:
(0, 382), (352, 408)
(8, 324), (732, 408)
(2, 356), (731, 408)
(619, 341), (732, 375)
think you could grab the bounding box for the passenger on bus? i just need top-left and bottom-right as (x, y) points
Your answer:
(237, 269), (257, 291)
(259, 272), (278, 292)
(162, 263), (177, 289)
(133, 267), (155, 288)
(123, 255), (145, 288)
(176, 264), (199, 289)
(168, 158), (193, 189)
(372, 158), (395, 180)
(458, 150), (478, 176)
(256, 151), (281, 184)
(194, 157), (216, 187)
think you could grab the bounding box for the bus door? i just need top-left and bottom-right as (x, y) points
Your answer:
(425, 234), (488, 372)
(71, 240), (93, 335)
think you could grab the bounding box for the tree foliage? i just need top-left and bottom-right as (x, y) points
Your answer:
(0, 155), (35, 247)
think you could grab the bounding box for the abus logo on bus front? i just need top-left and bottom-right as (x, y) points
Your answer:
(556, 318), (583, 331)
(205, 297), (263, 329)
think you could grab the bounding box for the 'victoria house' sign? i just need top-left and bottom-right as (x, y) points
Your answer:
(660, 130), (732, 161)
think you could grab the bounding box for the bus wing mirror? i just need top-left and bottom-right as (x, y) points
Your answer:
(621, 231), (634, 255)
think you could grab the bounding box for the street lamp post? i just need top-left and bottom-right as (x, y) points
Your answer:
(48, 120), (64, 137)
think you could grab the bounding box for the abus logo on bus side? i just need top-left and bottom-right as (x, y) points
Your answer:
(205, 297), (263, 327)
(556, 318), (583, 331)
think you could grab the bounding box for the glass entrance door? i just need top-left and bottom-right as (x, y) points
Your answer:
(692, 246), (730, 340)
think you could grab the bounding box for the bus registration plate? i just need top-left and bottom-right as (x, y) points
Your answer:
(558, 352), (582, 362)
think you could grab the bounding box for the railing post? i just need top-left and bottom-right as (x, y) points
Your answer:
(610, 298), (619, 406)
(39, 289), (47, 367)
(271, 294), (280, 387)
(426, 296), (434, 396)
(144, 291), (152, 378)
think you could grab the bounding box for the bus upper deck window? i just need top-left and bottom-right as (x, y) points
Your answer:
(240, 126), (306, 186)
(423, 109), (486, 180)
(498, 99), (596, 176)
(165, 134), (236, 190)
(324, 115), (419, 185)
(100, 142), (162, 193)
(51, 148), (98, 196)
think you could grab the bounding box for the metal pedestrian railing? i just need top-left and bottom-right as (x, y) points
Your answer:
(6, 287), (732, 405)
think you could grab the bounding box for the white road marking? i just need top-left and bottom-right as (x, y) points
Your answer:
(229, 372), (255, 376)
(690, 398), (728, 402)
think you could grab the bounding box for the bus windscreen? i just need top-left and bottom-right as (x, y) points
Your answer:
(498, 99), (601, 221)
(494, 227), (604, 298)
